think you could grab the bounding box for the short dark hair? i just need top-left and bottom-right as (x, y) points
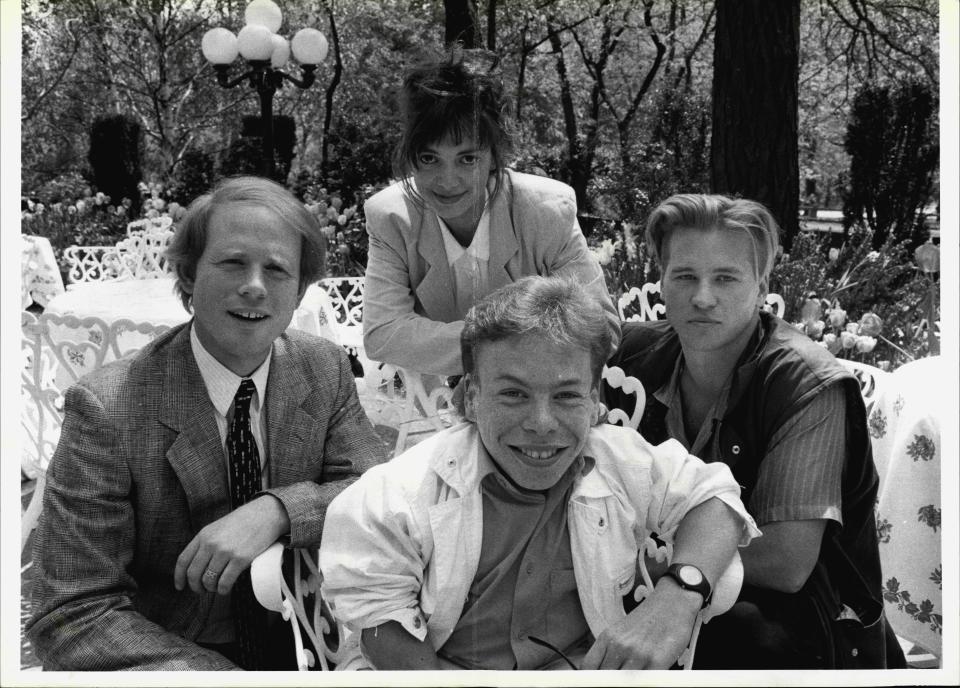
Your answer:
(461, 276), (612, 387)
(164, 176), (325, 311)
(645, 194), (781, 282)
(393, 47), (514, 202)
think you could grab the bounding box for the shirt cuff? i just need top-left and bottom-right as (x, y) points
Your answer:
(360, 606), (429, 643)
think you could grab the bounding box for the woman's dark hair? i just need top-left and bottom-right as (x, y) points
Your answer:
(393, 47), (515, 202)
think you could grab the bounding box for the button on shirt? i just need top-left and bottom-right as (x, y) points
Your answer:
(654, 349), (845, 527)
(438, 453), (591, 670)
(190, 325), (272, 644)
(437, 200), (491, 320)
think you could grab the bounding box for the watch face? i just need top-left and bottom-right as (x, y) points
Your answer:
(678, 565), (704, 586)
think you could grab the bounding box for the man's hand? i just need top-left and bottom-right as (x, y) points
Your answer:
(174, 495), (290, 595)
(580, 577), (702, 669)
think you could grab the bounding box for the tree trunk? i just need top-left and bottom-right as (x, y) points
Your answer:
(487, 0), (497, 51)
(444, 0), (481, 48)
(320, 3), (343, 177)
(711, 0), (800, 249)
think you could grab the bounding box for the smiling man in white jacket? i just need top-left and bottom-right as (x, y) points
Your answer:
(320, 276), (760, 670)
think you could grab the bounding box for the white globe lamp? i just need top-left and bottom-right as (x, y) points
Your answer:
(201, 28), (238, 65)
(270, 34), (290, 68)
(245, 0), (283, 33)
(291, 28), (328, 65)
(237, 24), (275, 61)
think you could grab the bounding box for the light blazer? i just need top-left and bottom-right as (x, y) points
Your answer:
(362, 170), (621, 376)
(27, 323), (386, 670)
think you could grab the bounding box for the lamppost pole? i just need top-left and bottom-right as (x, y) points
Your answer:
(257, 68), (275, 178)
(202, 0), (328, 180)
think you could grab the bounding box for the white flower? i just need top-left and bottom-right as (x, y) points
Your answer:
(593, 239), (616, 266)
(855, 336), (877, 353)
(828, 248), (840, 262)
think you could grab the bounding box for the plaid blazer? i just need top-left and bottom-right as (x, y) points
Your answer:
(27, 322), (386, 670)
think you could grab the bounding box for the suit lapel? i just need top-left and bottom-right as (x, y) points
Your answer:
(414, 207), (459, 323)
(487, 174), (519, 291)
(264, 335), (316, 488)
(159, 326), (231, 529)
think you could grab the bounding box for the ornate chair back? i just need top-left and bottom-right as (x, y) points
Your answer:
(600, 365), (646, 429)
(20, 311), (171, 552)
(837, 359), (888, 413)
(63, 228), (173, 284)
(617, 281), (785, 322)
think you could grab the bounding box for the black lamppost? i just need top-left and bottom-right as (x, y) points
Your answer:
(201, 0), (328, 179)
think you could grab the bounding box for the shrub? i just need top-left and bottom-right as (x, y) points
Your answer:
(167, 149), (216, 205)
(88, 114), (143, 214)
(842, 80), (938, 251)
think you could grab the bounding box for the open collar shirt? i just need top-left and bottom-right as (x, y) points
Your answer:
(190, 323), (271, 486)
(436, 193), (491, 320)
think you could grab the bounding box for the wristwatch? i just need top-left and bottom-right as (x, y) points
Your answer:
(664, 563), (713, 609)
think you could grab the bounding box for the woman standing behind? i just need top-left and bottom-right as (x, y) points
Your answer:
(362, 48), (620, 376)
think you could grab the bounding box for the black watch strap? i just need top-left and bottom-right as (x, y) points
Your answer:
(664, 563), (713, 609)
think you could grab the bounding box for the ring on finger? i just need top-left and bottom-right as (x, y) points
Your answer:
(203, 567), (220, 580)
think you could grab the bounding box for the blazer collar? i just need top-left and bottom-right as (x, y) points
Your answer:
(159, 324), (232, 528)
(413, 172), (521, 319)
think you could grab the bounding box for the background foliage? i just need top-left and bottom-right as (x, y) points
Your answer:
(20, 0), (941, 368)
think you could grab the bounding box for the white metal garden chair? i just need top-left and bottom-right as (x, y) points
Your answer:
(62, 228), (173, 284)
(20, 310), (171, 552)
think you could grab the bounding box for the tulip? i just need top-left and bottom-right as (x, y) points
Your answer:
(801, 295), (822, 323)
(338, 214), (347, 226)
(858, 312), (883, 337)
(840, 331), (857, 349)
(826, 308), (847, 328)
(330, 196), (343, 210)
(914, 241), (940, 273)
(855, 336), (877, 353)
(845, 322), (859, 334)
(823, 333), (841, 354)
(75, 200), (86, 212)
(805, 320), (825, 339)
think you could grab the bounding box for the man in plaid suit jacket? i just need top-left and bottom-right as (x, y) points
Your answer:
(27, 177), (386, 670)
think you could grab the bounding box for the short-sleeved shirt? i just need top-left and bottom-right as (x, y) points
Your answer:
(438, 455), (591, 669)
(654, 353), (846, 527)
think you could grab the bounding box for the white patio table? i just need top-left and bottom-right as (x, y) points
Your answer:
(21, 234), (65, 308)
